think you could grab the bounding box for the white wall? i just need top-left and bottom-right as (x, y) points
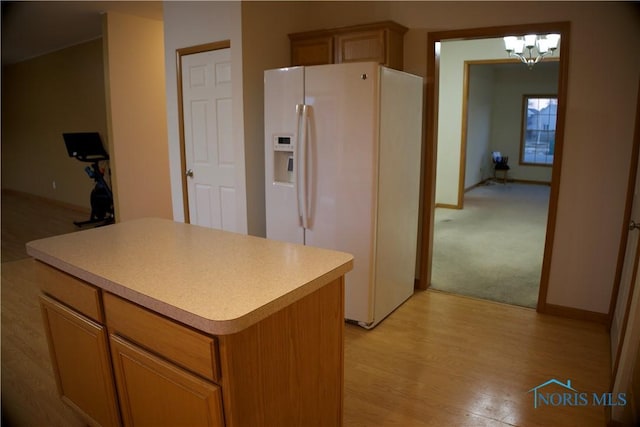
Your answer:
(163, 1), (250, 234)
(437, 38), (516, 205)
(465, 64), (494, 188)
(540, 5), (637, 314)
(1, 39), (107, 208)
(103, 12), (173, 222)
(489, 62), (558, 183)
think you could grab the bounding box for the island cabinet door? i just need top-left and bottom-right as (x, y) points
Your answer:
(39, 295), (121, 427)
(109, 334), (225, 427)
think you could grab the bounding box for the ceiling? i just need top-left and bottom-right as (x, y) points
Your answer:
(1, 1), (163, 66)
(472, 60), (559, 73)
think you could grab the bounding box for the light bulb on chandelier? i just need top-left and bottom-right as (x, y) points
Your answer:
(503, 33), (560, 69)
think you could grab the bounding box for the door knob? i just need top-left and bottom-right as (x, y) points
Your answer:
(629, 220), (640, 231)
(186, 169), (194, 178)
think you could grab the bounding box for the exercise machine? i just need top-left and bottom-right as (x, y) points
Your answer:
(63, 132), (115, 227)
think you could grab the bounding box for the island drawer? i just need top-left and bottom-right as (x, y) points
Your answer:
(35, 260), (103, 323)
(103, 293), (219, 382)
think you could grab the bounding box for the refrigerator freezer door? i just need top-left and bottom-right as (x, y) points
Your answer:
(265, 67), (305, 245)
(372, 67), (423, 327)
(303, 62), (379, 324)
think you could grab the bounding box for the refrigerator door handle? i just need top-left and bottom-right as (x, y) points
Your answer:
(295, 104), (309, 229)
(298, 105), (309, 229)
(298, 104), (310, 230)
(302, 104), (314, 229)
(295, 104), (303, 225)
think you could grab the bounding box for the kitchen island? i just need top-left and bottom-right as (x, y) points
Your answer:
(27, 218), (353, 427)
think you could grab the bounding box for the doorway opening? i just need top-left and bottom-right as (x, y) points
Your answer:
(430, 58), (558, 308)
(417, 22), (571, 314)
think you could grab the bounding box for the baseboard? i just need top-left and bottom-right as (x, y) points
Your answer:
(540, 303), (609, 325)
(464, 178), (550, 193)
(1, 189), (89, 214)
(511, 178), (551, 186)
(464, 179), (491, 192)
(435, 203), (461, 209)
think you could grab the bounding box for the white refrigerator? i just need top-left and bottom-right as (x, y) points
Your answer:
(264, 62), (423, 328)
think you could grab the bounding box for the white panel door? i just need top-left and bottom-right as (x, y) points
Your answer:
(303, 62), (379, 324)
(182, 48), (237, 232)
(612, 144), (640, 364)
(610, 88), (640, 422)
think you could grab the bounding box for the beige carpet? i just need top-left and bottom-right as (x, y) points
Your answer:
(431, 182), (550, 308)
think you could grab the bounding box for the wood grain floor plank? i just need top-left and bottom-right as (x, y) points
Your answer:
(1, 190), (86, 262)
(1, 259), (86, 427)
(344, 290), (610, 426)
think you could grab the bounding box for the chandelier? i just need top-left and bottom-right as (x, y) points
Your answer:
(503, 34), (560, 69)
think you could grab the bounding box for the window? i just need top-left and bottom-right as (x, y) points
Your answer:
(521, 96), (557, 166)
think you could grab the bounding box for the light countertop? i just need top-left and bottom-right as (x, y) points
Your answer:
(26, 218), (353, 335)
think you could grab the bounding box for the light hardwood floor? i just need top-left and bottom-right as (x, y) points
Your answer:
(1, 190), (86, 263)
(1, 191), (611, 426)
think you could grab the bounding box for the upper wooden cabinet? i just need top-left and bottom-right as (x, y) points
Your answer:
(289, 21), (408, 70)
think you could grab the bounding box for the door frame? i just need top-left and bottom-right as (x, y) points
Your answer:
(417, 22), (570, 315)
(175, 40), (231, 223)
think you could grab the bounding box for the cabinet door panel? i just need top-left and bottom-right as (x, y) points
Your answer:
(290, 35), (333, 66)
(40, 295), (120, 427)
(336, 30), (385, 64)
(110, 334), (224, 427)
(289, 22), (406, 70)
